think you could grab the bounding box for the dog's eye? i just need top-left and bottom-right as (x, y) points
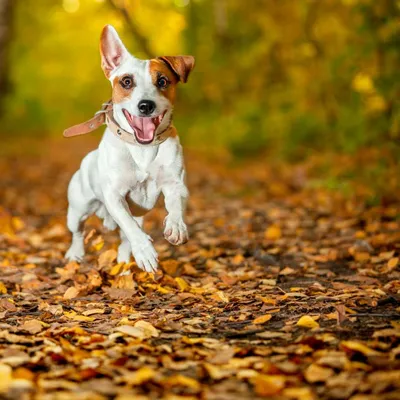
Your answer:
(157, 77), (169, 89)
(120, 75), (134, 89)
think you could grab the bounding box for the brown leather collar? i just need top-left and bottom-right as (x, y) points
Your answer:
(63, 100), (173, 146)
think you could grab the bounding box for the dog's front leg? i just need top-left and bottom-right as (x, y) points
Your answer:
(103, 190), (158, 272)
(162, 178), (189, 245)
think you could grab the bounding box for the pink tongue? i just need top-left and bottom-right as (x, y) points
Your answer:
(131, 115), (156, 141)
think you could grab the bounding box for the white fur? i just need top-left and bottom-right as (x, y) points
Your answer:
(65, 27), (189, 272)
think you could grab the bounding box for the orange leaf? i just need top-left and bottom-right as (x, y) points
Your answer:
(253, 314), (272, 324)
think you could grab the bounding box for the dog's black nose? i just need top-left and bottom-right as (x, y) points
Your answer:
(138, 100), (156, 116)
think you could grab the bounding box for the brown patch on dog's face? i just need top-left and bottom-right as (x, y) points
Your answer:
(149, 59), (179, 104)
(112, 74), (135, 104)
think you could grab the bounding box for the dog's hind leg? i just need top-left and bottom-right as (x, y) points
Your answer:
(65, 205), (86, 262)
(65, 171), (96, 262)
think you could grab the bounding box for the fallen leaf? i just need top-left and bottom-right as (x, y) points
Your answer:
(63, 286), (80, 300)
(253, 314), (272, 324)
(0, 364), (12, 393)
(21, 319), (43, 334)
(98, 249), (117, 269)
(265, 225), (282, 240)
(297, 316), (320, 329)
(175, 277), (189, 291)
(0, 282), (7, 294)
(340, 340), (381, 356)
(253, 374), (286, 396)
(304, 364), (334, 383)
(123, 366), (155, 385)
(64, 311), (95, 322)
(116, 320), (159, 339)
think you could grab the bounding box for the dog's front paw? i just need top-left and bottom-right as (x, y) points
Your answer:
(164, 217), (189, 245)
(132, 239), (158, 273)
(65, 243), (84, 262)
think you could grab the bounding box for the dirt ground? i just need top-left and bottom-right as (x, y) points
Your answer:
(0, 137), (399, 400)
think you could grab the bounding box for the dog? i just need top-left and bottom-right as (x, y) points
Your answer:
(64, 25), (195, 273)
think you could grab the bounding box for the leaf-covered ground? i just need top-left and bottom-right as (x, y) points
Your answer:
(0, 138), (400, 400)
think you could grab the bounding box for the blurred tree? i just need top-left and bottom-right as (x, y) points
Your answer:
(0, 0), (14, 116)
(0, 0), (398, 164)
(107, 0), (153, 58)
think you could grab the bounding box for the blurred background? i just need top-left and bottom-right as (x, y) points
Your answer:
(0, 0), (399, 198)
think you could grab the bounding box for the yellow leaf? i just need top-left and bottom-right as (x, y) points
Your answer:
(232, 254), (245, 265)
(175, 277), (189, 292)
(259, 297), (276, 305)
(388, 257), (399, 269)
(157, 285), (172, 294)
(282, 387), (315, 400)
(164, 374), (200, 390)
(11, 217), (25, 231)
(92, 236), (104, 251)
(109, 263), (124, 276)
(211, 291), (229, 303)
(64, 311), (94, 322)
(124, 367), (155, 385)
(253, 314), (272, 325)
(297, 316), (319, 329)
(354, 252), (370, 262)
(253, 374), (285, 396)
(340, 340), (381, 356)
(265, 225), (281, 240)
(0, 364), (12, 393)
(0, 282), (7, 294)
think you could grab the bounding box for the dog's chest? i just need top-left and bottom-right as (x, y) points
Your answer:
(125, 144), (160, 183)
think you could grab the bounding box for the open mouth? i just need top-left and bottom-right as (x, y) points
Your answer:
(122, 109), (167, 144)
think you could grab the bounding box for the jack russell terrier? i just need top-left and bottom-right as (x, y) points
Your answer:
(63, 25), (195, 273)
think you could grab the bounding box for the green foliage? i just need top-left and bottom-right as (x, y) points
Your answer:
(1, 0), (399, 161)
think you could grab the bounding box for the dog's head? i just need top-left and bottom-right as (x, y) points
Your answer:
(100, 25), (195, 145)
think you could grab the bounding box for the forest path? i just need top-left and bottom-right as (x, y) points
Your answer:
(0, 138), (399, 399)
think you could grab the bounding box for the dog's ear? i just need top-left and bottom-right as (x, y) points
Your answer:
(158, 56), (195, 83)
(100, 25), (129, 78)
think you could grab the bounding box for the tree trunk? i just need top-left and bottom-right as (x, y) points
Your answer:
(0, 0), (14, 115)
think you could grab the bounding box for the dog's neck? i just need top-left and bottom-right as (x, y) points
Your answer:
(126, 140), (159, 172)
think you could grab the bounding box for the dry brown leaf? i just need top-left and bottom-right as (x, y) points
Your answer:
(116, 321), (159, 339)
(304, 364), (334, 383)
(21, 319), (43, 334)
(98, 249), (117, 269)
(63, 286), (79, 300)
